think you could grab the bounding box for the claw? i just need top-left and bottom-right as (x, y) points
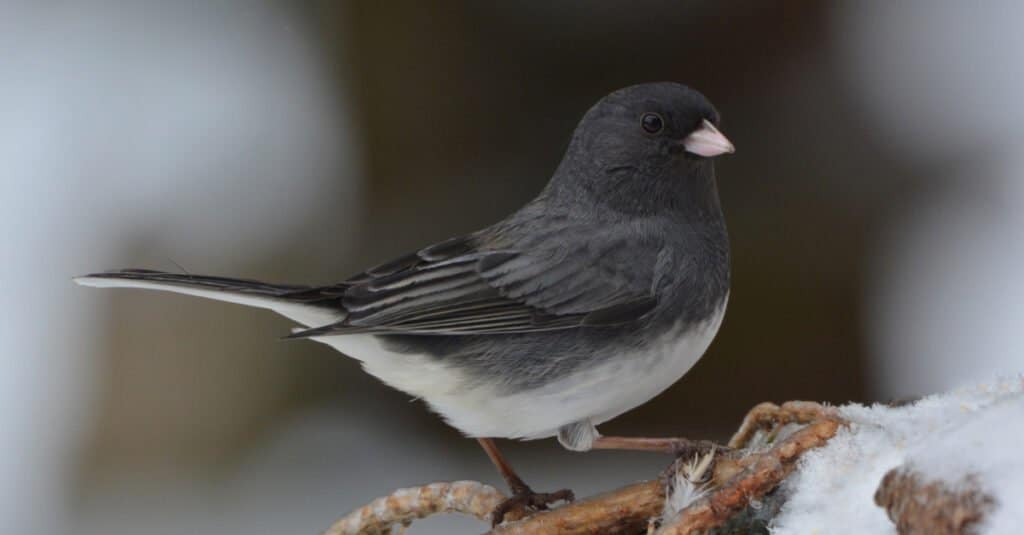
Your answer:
(670, 439), (730, 459)
(491, 485), (574, 525)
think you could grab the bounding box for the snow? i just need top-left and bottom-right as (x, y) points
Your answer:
(772, 377), (1024, 534)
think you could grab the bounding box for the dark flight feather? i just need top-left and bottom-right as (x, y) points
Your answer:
(286, 233), (659, 337)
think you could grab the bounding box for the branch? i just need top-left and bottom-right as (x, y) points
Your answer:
(487, 402), (844, 534)
(728, 400), (840, 449)
(659, 418), (842, 533)
(874, 468), (994, 535)
(324, 481), (510, 535)
(324, 401), (845, 534)
(488, 480), (664, 535)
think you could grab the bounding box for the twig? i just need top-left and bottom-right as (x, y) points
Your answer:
(874, 469), (994, 535)
(728, 400), (839, 449)
(659, 417), (843, 534)
(326, 401), (846, 534)
(487, 480), (665, 535)
(323, 481), (508, 535)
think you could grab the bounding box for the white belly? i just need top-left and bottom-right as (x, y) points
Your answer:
(314, 297), (728, 441)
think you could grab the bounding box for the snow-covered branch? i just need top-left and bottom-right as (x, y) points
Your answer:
(324, 378), (1024, 534)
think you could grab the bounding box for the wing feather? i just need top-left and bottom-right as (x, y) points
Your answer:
(288, 233), (658, 337)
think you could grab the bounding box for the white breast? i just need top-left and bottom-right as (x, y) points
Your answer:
(314, 296), (728, 441)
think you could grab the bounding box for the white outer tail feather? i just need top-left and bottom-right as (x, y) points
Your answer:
(73, 276), (341, 327)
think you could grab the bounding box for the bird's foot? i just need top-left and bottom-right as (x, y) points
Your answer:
(490, 484), (574, 526)
(668, 438), (730, 459)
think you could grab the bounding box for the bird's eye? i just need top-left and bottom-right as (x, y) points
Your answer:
(641, 113), (664, 134)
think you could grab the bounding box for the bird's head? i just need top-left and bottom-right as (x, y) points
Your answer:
(549, 82), (734, 218)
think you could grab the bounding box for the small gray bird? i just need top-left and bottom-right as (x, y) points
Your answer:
(76, 82), (734, 522)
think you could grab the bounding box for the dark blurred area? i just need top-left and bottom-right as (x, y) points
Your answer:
(326, 0), (869, 438)
(5, 2), (1022, 534)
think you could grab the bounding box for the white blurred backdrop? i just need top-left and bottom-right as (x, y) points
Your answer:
(839, 1), (1024, 397)
(1, 2), (359, 533)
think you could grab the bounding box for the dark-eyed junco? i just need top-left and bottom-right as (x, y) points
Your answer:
(76, 82), (734, 523)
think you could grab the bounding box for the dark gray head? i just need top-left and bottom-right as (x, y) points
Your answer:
(545, 82), (734, 219)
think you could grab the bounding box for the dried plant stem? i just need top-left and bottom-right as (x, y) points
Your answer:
(487, 479), (664, 535)
(875, 469), (994, 535)
(323, 481), (508, 535)
(327, 401), (846, 534)
(660, 418), (843, 534)
(728, 400), (839, 449)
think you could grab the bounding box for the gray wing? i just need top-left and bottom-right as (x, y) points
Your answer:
(287, 235), (658, 337)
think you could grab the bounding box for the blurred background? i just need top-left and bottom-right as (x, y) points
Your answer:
(3, 1), (1022, 533)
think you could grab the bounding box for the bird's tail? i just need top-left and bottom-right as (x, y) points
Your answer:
(74, 269), (342, 327)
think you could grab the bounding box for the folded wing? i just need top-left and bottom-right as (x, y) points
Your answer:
(289, 234), (658, 337)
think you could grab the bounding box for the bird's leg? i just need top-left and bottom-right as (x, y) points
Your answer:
(476, 438), (574, 525)
(591, 435), (729, 458)
(477, 437), (529, 491)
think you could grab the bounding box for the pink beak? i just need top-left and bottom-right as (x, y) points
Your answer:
(682, 119), (735, 157)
